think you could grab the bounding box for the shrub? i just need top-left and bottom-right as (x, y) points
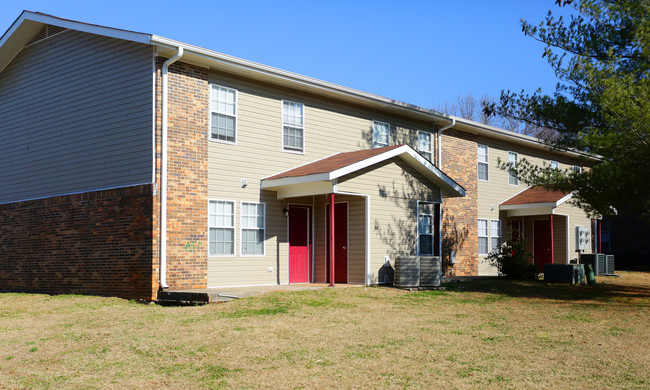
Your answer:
(486, 238), (538, 280)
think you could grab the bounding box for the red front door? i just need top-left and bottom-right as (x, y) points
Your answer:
(534, 219), (552, 272)
(326, 202), (348, 283)
(289, 205), (311, 283)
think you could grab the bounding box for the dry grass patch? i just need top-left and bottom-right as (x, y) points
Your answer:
(1, 272), (649, 389)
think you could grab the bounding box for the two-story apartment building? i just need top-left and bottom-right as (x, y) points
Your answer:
(0, 12), (597, 300)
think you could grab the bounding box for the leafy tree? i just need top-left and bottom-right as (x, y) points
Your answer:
(484, 0), (650, 221)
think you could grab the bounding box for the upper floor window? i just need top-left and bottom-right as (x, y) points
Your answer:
(210, 85), (237, 143)
(241, 202), (265, 256)
(282, 101), (304, 153)
(208, 200), (235, 256)
(508, 151), (518, 186)
(373, 121), (390, 148)
(550, 160), (559, 170)
(477, 144), (488, 181)
(572, 165), (582, 174)
(418, 131), (433, 161)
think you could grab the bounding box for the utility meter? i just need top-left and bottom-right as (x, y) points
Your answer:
(575, 226), (590, 252)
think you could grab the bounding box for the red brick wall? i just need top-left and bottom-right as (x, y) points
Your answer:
(439, 129), (478, 276)
(0, 185), (155, 299)
(155, 59), (209, 290)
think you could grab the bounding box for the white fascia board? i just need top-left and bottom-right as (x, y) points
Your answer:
(505, 206), (555, 217)
(0, 12), (27, 47)
(501, 202), (557, 211)
(150, 35), (453, 124)
(275, 181), (333, 199)
(452, 117), (599, 161)
(329, 146), (410, 179)
(328, 145), (465, 197)
(555, 192), (575, 207)
(20, 11), (151, 44)
(399, 150), (466, 197)
(261, 173), (332, 189)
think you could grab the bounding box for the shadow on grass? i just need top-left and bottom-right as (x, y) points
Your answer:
(442, 276), (650, 307)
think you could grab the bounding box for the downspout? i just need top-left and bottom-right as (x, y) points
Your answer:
(160, 47), (184, 289)
(436, 118), (454, 275)
(436, 118), (456, 168)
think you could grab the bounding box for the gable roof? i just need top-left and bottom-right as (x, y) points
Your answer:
(262, 144), (465, 198)
(264, 145), (404, 181)
(501, 187), (571, 207)
(0, 11), (596, 161)
(499, 187), (574, 217)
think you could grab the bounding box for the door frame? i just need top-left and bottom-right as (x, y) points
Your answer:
(532, 218), (552, 270)
(324, 201), (349, 284)
(287, 203), (313, 283)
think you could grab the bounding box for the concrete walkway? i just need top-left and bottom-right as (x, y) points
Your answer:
(157, 283), (361, 304)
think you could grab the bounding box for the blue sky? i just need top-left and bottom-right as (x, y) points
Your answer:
(0, 1), (568, 110)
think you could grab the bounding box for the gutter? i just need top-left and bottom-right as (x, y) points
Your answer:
(437, 118), (456, 168)
(159, 47), (184, 289)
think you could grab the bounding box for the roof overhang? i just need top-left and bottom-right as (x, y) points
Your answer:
(0, 11), (150, 74)
(261, 145), (465, 200)
(500, 189), (574, 217)
(0, 11), (599, 162)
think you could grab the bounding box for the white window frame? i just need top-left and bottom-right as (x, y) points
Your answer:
(417, 201), (436, 256)
(478, 219), (489, 255)
(417, 130), (433, 162)
(550, 160), (559, 170)
(508, 151), (519, 186)
(572, 165), (582, 174)
(208, 199), (236, 257)
(240, 201), (266, 256)
(282, 100), (305, 154)
(490, 219), (501, 253)
(372, 120), (390, 148)
(477, 144), (489, 181)
(209, 84), (237, 144)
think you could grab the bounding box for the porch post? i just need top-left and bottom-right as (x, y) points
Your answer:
(549, 214), (555, 264)
(329, 193), (335, 287)
(598, 219), (602, 253)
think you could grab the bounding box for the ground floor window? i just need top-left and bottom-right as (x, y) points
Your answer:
(478, 219), (489, 255)
(241, 202), (265, 256)
(490, 219), (501, 252)
(418, 202), (440, 256)
(208, 200), (235, 255)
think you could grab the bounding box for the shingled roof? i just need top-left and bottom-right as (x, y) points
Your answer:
(501, 187), (571, 206)
(261, 144), (465, 199)
(264, 145), (404, 181)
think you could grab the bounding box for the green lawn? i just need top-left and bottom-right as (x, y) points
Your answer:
(1, 271), (648, 389)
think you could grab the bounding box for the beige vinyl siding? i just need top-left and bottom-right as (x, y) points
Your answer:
(477, 138), (581, 218)
(553, 214), (568, 264)
(207, 192), (287, 287)
(0, 30), (153, 203)
(311, 195), (366, 284)
(337, 157), (441, 283)
(475, 137), (591, 274)
(206, 72), (436, 286)
(555, 201), (593, 260)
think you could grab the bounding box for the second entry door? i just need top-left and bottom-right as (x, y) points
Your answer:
(326, 202), (348, 283)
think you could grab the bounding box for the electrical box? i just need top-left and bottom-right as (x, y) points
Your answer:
(575, 226), (590, 252)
